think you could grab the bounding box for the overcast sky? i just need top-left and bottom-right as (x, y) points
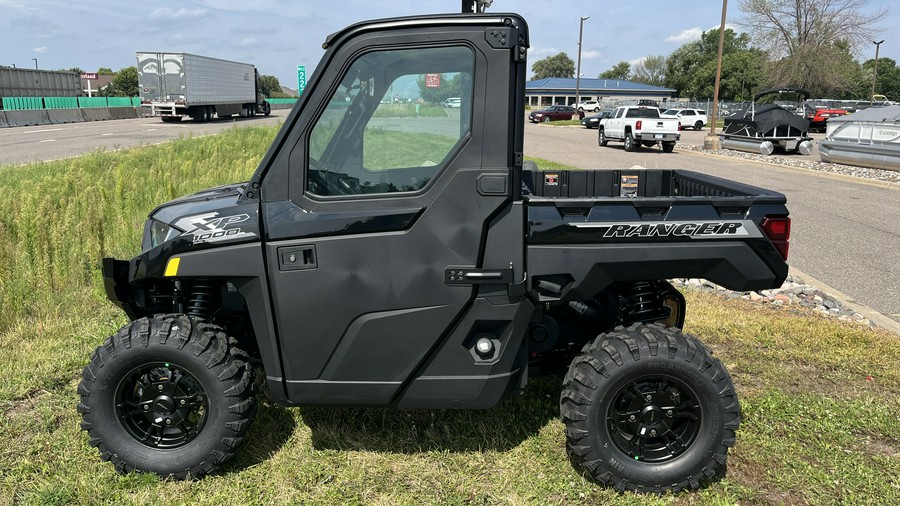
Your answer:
(2, 0), (897, 93)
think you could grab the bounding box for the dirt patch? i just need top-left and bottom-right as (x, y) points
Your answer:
(727, 453), (809, 505)
(855, 434), (900, 458)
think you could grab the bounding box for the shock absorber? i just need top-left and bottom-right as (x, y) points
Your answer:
(185, 281), (219, 319)
(622, 281), (671, 324)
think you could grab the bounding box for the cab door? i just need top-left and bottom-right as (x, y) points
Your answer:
(259, 19), (526, 405)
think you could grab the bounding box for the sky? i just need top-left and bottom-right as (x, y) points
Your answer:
(2, 0), (898, 94)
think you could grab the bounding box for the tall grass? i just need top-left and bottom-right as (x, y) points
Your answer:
(0, 126), (278, 399)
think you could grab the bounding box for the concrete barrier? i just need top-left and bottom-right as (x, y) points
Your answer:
(47, 108), (85, 124)
(81, 108), (113, 122)
(4, 109), (50, 127)
(109, 107), (137, 120)
(0, 111), (8, 128)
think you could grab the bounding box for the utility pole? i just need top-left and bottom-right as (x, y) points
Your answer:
(705, 0), (727, 150)
(575, 16), (589, 108)
(32, 58), (38, 70)
(871, 40), (885, 104)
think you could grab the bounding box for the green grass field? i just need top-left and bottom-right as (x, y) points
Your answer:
(1, 125), (898, 505)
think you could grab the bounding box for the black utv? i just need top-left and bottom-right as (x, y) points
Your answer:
(78, 10), (791, 493)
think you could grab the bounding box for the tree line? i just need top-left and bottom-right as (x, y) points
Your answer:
(530, 0), (895, 101)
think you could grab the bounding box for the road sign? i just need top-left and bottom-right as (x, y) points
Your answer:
(425, 73), (441, 88)
(297, 65), (307, 95)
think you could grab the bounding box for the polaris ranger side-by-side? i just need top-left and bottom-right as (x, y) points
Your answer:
(78, 6), (791, 493)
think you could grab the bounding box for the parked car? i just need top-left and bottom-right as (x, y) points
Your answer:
(581, 109), (613, 128)
(575, 100), (601, 112)
(598, 105), (681, 152)
(660, 108), (708, 130)
(442, 97), (461, 108)
(529, 105), (576, 123)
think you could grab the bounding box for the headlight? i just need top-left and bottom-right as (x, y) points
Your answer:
(143, 219), (182, 251)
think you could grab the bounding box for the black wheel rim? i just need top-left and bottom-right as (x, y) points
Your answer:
(115, 362), (209, 449)
(606, 375), (701, 463)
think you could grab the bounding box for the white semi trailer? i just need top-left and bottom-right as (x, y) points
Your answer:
(137, 52), (271, 123)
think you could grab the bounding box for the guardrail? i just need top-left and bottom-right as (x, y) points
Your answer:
(0, 96), (142, 111)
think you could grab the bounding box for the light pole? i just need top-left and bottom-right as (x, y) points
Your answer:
(871, 39), (885, 103)
(32, 58), (38, 70)
(705, 0), (727, 150)
(575, 16), (589, 108)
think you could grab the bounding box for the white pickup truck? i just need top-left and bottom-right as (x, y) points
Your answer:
(598, 106), (681, 152)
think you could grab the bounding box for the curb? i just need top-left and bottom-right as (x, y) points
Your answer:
(787, 267), (900, 337)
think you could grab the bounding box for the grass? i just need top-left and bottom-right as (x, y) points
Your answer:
(1, 125), (899, 504)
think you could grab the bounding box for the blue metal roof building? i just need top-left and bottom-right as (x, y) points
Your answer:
(526, 77), (676, 107)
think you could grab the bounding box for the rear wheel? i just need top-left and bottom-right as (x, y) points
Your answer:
(624, 132), (637, 152)
(593, 107), (600, 112)
(78, 314), (256, 479)
(694, 121), (703, 131)
(598, 128), (608, 146)
(662, 142), (676, 153)
(561, 323), (739, 493)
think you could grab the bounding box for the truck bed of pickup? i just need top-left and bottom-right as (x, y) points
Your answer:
(522, 169), (790, 296)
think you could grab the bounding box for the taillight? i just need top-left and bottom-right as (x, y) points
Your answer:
(636, 120), (642, 130)
(761, 216), (791, 260)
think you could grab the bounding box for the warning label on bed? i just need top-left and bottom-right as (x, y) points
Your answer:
(620, 175), (639, 197)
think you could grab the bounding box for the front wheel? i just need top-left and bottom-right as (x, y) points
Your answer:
(77, 314), (256, 479)
(543, 116), (551, 123)
(598, 128), (608, 146)
(560, 323), (739, 493)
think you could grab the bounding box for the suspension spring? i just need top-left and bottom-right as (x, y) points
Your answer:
(186, 281), (219, 319)
(623, 281), (670, 323)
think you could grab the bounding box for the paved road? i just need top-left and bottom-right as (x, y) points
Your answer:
(524, 123), (900, 324)
(0, 111), (288, 166)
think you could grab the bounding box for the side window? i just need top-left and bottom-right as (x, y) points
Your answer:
(307, 46), (474, 196)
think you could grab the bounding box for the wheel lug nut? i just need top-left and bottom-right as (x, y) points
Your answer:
(667, 410), (673, 417)
(165, 419), (172, 425)
(645, 395), (652, 402)
(179, 399), (186, 406)
(629, 415), (636, 422)
(157, 384), (164, 391)
(143, 405), (149, 411)
(650, 429), (657, 437)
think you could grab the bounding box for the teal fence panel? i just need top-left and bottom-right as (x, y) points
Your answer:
(78, 97), (109, 108)
(44, 97), (79, 109)
(107, 97), (134, 107)
(267, 98), (298, 104)
(132, 97), (142, 107)
(2, 96), (44, 110)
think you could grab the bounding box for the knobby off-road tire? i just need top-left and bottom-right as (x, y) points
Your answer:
(598, 128), (608, 146)
(560, 323), (739, 493)
(78, 314), (256, 479)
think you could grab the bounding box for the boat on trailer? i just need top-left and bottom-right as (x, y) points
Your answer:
(819, 105), (900, 171)
(719, 88), (812, 155)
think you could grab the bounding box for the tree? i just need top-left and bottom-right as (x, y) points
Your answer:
(530, 52), (575, 80)
(599, 61), (630, 80)
(665, 28), (766, 99)
(58, 67), (84, 74)
(258, 75), (282, 97)
(97, 67), (115, 75)
(739, 0), (885, 97)
(108, 66), (138, 96)
(630, 55), (666, 87)
(860, 57), (900, 101)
